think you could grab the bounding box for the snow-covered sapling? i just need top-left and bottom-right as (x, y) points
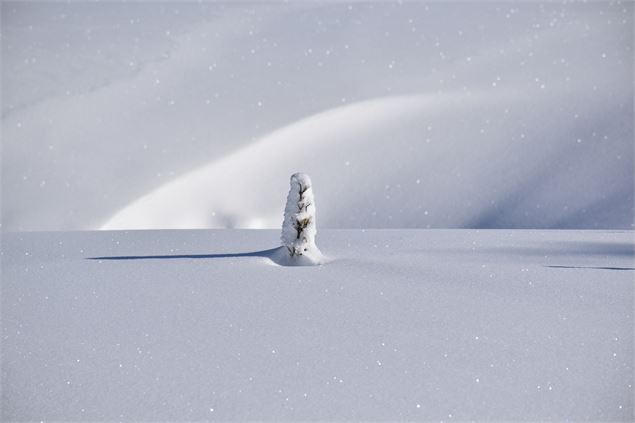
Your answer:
(281, 173), (322, 260)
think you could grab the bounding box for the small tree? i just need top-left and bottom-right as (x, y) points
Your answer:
(281, 173), (321, 258)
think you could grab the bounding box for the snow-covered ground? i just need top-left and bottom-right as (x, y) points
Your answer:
(2, 229), (633, 421)
(2, 2), (633, 421)
(2, 2), (633, 231)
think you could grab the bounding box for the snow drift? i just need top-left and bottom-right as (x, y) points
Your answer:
(2, 2), (633, 231)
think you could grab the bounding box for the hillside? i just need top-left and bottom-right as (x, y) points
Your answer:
(2, 2), (633, 231)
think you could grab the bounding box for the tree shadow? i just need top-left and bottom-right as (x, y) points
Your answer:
(86, 247), (325, 267)
(482, 241), (634, 258)
(87, 248), (280, 261)
(546, 265), (634, 271)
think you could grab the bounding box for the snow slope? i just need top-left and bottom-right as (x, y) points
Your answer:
(2, 229), (633, 420)
(102, 86), (633, 230)
(2, 2), (633, 231)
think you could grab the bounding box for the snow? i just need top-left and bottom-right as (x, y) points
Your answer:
(2, 3), (633, 420)
(2, 229), (633, 420)
(2, 2), (633, 231)
(100, 87), (633, 231)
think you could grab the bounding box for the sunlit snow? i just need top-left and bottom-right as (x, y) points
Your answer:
(2, 2), (633, 230)
(2, 229), (633, 420)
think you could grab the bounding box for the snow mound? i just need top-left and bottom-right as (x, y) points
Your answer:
(268, 246), (327, 267)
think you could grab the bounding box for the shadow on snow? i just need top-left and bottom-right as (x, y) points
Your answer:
(86, 247), (324, 267)
(87, 248), (280, 261)
(546, 265), (634, 271)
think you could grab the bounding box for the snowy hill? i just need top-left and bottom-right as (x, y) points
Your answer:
(2, 229), (633, 420)
(2, 2), (633, 231)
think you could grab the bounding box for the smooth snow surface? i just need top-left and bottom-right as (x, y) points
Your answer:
(2, 229), (633, 421)
(2, 2), (633, 230)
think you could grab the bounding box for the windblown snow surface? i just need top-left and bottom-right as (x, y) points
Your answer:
(2, 2), (633, 231)
(2, 229), (633, 421)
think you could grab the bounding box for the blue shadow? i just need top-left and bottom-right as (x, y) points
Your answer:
(546, 265), (634, 271)
(87, 248), (280, 261)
